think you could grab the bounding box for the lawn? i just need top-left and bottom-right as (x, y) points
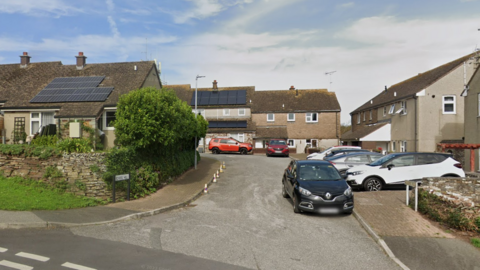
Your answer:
(0, 176), (104, 210)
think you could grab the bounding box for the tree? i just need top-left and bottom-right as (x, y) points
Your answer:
(340, 122), (351, 135)
(113, 87), (208, 154)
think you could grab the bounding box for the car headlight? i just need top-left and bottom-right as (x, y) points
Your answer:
(299, 187), (311, 196)
(344, 187), (352, 197)
(350, 170), (364, 176)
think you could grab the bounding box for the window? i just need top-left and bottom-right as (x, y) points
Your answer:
(400, 101), (407, 115)
(306, 139), (318, 148)
(363, 112), (365, 122)
(357, 113), (361, 124)
(443, 95), (456, 114)
(30, 112), (55, 135)
(389, 104), (395, 114)
(104, 110), (116, 130)
(306, 113), (318, 123)
(238, 108), (245, 116)
(288, 113), (295, 122)
(288, 139), (295, 147)
(229, 133), (245, 142)
(391, 141), (396, 152)
(369, 110), (372, 120)
(389, 155), (414, 167)
(267, 113), (275, 122)
(383, 107), (387, 117)
(223, 109), (230, 116)
(346, 155), (369, 163)
(400, 141), (407, 152)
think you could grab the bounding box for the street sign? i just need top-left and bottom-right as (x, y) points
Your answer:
(115, 174), (130, 181)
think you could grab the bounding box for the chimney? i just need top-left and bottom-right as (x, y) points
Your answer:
(384, 86), (388, 93)
(20, 52), (31, 68)
(76, 52), (87, 70)
(212, 80), (218, 92)
(289, 85), (295, 90)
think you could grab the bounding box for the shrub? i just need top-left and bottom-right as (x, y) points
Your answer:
(44, 166), (63, 178)
(471, 238), (480, 248)
(0, 144), (62, 159)
(57, 138), (93, 153)
(31, 135), (58, 147)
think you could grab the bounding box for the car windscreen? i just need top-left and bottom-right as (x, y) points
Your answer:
(270, 140), (286, 145)
(298, 164), (342, 181)
(368, 154), (399, 166)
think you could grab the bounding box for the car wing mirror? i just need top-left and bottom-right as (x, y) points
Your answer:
(387, 164), (394, 170)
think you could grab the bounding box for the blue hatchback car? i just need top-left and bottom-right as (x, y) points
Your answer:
(282, 160), (354, 214)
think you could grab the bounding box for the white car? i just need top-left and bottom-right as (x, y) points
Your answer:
(307, 146), (361, 160)
(346, 152), (465, 191)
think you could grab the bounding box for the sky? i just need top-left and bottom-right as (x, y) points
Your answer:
(1, 0), (479, 124)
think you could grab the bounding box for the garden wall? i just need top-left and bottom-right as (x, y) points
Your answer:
(421, 176), (480, 207)
(0, 153), (120, 200)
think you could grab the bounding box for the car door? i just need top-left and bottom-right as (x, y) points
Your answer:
(228, 139), (239, 152)
(219, 139), (229, 151)
(379, 154), (415, 185)
(285, 162), (297, 196)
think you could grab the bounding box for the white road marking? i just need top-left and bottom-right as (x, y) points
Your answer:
(62, 262), (97, 270)
(0, 247), (7, 252)
(15, 252), (50, 262)
(0, 260), (33, 270)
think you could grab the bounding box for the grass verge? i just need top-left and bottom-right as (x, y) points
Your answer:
(472, 238), (480, 248)
(0, 176), (104, 210)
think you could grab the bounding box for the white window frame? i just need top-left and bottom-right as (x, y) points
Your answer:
(287, 139), (295, 147)
(267, 113), (275, 122)
(389, 104), (395, 114)
(223, 109), (230, 116)
(369, 110), (372, 120)
(391, 141), (396, 152)
(363, 112), (365, 122)
(103, 110), (116, 130)
(30, 112), (40, 135)
(238, 108), (245, 116)
(306, 139), (318, 148)
(357, 113), (361, 124)
(229, 133), (245, 142)
(306, 112), (318, 123)
(383, 106), (386, 117)
(400, 141), (407, 152)
(443, 95), (456, 114)
(400, 100), (407, 115)
(287, 113), (295, 122)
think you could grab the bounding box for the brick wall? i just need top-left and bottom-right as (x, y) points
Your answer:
(0, 153), (123, 200)
(421, 176), (480, 207)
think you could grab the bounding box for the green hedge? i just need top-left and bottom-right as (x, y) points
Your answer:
(0, 144), (62, 159)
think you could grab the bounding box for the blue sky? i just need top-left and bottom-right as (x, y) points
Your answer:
(1, 0), (479, 123)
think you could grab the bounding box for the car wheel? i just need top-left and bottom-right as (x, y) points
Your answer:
(212, 148), (219, 154)
(240, 148), (247, 155)
(344, 209), (353, 215)
(282, 180), (289, 198)
(363, 177), (383, 191)
(285, 154), (289, 158)
(292, 194), (300, 213)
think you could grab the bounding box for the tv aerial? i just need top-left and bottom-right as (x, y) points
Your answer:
(325, 71), (337, 85)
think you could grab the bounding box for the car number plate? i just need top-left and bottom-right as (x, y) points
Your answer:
(319, 208), (339, 214)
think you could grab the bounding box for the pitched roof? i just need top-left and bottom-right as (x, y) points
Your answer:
(351, 53), (475, 114)
(341, 122), (389, 141)
(251, 89), (340, 113)
(255, 126), (288, 139)
(0, 60), (158, 117)
(206, 119), (256, 133)
(167, 84), (255, 108)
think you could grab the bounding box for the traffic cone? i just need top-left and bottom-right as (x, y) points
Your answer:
(220, 166), (223, 173)
(204, 184), (208, 193)
(216, 170), (219, 178)
(213, 173), (217, 183)
(223, 161), (226, 169)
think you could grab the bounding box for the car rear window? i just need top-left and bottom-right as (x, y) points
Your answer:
(220, 139), (228, 143)
(416, 154), (447, 165)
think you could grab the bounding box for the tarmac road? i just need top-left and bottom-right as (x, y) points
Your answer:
(67, 154), (400, 270)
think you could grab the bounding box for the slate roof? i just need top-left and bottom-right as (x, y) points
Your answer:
(341, 122), (389, 141)
(0, 60), (158, 117)
(251, 89), (340, 113)
(255, 126), (288, 139)
(351, 53), (475, 114)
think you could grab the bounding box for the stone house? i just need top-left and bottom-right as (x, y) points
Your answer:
(342, 53), (476, 154)
(251, 86), (341, 153)
(0, 52), (161, 149)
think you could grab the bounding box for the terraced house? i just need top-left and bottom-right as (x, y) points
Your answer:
(0, 52), (161, 149)
(342, 53), (476, 154)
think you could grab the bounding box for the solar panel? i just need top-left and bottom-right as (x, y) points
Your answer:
(237, 90), (246, 104)
(30, 76), (113, 103)
(208, 121), (247, 128)
(190, 90), (248, 106)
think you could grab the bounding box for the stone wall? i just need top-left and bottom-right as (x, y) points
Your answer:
(421, 177), (480, 207)
(0, 153), (122, 200)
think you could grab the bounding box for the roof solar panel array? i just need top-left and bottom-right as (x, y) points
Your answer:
(191, 90), (247, 106)
(30, 76), (114, 103)
(208, 121), (247, 128)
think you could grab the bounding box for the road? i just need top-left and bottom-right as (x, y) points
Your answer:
(0, 154), (400, 270)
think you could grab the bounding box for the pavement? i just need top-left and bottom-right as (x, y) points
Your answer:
(2, 152), (480, 270)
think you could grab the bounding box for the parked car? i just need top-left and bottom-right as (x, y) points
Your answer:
(307, 145), (361, 160)
(209, 138), (253, 155)
(282, 160), (354, 214)
(346, 152), (465, 191)
(266, 139), (289, 157)
(321, 149), (370, 160)
(326, 152), (383, 175)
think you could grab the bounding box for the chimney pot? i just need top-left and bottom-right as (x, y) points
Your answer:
(76, 52), (87, 70)
(213, 80), (218, 91)
(79, 52), (84, 56)
(290, 85), (295, 90)
(20, 52), (31, 68)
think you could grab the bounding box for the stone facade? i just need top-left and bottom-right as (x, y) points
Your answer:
(421, 176), (480, 207)
(0, 153), (122, 200)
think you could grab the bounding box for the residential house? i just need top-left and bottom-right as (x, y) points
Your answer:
(251, 86), (341, 153)
(168, 81), (256, 150)
(0, 52), (161, 149)
(342, 53), (476, 155)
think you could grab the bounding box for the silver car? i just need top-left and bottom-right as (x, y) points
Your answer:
(325, 152), (383, 175)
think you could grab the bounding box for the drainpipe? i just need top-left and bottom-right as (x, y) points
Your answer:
(414, 96), (418, 152)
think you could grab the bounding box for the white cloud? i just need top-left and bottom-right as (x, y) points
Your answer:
(108, 16), (120, 38)
(0, 0), (81, 17)
(106, 0), (115, 12)
(339, 2), (355, 8)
